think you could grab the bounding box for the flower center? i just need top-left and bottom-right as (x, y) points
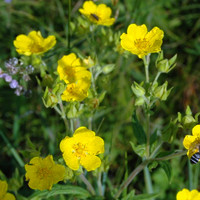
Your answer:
(37, 167), (50, 179)
(73, 142), (87, 158)
(134, 38), (149, 50)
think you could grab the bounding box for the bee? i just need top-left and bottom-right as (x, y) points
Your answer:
(90, 13), (99, 21)
(190, 146), (200, 164)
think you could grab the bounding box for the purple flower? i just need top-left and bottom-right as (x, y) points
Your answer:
(5, 0), (12, 3)
(9, 80), (19, 89)
(4, 74), (12, 82)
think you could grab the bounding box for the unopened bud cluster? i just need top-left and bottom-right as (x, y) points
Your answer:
(0, 57), (34, 96)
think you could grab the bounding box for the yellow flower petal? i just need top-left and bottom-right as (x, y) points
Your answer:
(63, 152), (80, 171)
(183, 135), (196, 150)
(80, 155), (101, 171)
(0, 180), (8, 199)
(87, 136), (104, 155)
(127, 24), (147, 40)
(192, 125), (200, 137)
(176, 188), (190, 200)
(2, 193), (16, 200)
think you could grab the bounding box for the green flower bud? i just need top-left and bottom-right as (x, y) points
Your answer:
(135, 97), (145, 106)
(153, 81), (172, 101)
(156, 52), (177, 73)
(131, 82), (145, 97)
(42, 87), (58, 108)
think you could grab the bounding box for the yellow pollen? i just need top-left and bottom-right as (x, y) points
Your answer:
(73, 142), (87, 157)
(37, 167), (50, 179)
(134, 38), (149, 50)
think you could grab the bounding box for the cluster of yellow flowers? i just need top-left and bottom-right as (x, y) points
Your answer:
(12, 0), (200, 197)
(57, 53), (91, 102)
(24, 127), (104, 190)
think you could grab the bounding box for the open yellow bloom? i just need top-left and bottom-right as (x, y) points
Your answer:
(120, 24), (164, 58)
(61, 78), (90, 102)
(57, 53), (91, 84)
(183, 124), (200, 158)
(0, 180), (15, 200)
(14, 31), (56, 56)
(79, 1), (115, 26)
(176, 188), (200, 200)
(25, 155), (65, 191)
(60, 127), (104, 171)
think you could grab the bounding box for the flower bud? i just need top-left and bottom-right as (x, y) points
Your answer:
(153, 81), (172, 101)
(156, 53), (177, 73)
(131, 82), (145, 97)
(42, 87), (58, 108)
(135, 97), (145, 106)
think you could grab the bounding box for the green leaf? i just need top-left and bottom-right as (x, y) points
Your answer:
(158, 161), (172, 182)
(148, 161), (158, 172)
(132, 193), (160, 200)
(132, 112), (146, 144)
(130, 142), (146, 158)
(29, 185), (91, 200)
(122, 190), (135, 200)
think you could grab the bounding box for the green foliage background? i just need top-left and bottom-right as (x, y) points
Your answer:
(0, 0), (200, 199)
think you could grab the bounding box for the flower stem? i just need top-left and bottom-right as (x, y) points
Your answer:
(79, 174), (96, 196)
(97, 172), (103, 196)
(146, 112), (150, 158)
(143, 54), (150, 83)
(153, 72), (161, 85)
(188, 160), (193, 190)
(68, 0), (71, 50)
(59, 102), (69, 133)
(115, 160), (149, 199)
(144, 166), (154, 200)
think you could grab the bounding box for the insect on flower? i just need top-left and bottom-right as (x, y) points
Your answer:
(90, 13), (99, 21)
(190, 145), (200, 164)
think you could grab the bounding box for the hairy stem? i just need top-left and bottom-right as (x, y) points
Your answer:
(79, 174), (96, 196)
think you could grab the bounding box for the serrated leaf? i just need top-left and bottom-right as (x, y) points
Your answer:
(132, 193), (160, 200)
(158, 161), (172, 182)
(29, 185), (91, 200)
(132, 112), (146, 144)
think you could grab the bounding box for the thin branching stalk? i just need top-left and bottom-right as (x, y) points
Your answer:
(188, 160), (193, 190)
(144, 166), (154, 200)
(0, 131), (25, 167)
(59, 101), (69, 132)
(97, 171), (103, 196)
(115, 160), (149, 199)
(79, 174), (96, 196)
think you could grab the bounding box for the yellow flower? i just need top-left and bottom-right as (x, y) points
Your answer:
(120, 24), (164, 58)
(61, 78), (90, 102)
(60, 127), (104, 171)
(14, 31), (56, 56)
(176, 188), (200, 200)
(25, 155), (65, 191)
(79, 1), (115, 26)
(0, 180), (15, 200)
(183, 124), (200, 158)
(57, 53), (91, 84)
